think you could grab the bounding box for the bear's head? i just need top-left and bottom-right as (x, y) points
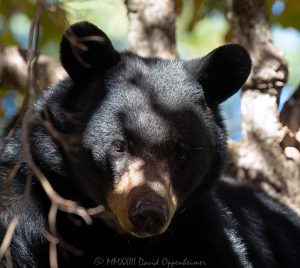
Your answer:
(31, 22), (251, 238)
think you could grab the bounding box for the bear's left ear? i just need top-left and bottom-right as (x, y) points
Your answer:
(60, 21), (120, 82)
(185, 44), (251, 104)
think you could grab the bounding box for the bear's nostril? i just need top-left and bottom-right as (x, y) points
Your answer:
(129, 204), (167, 234)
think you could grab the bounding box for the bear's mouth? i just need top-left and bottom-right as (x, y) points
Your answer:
(127, 201), (169, 237)
(94, 202), (171, 237)
(106, 189), (176, 237)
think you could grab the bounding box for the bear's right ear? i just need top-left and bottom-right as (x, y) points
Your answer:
(60, 21), (120, 82)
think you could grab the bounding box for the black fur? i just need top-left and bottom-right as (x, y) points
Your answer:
(0, 22), (300, 268)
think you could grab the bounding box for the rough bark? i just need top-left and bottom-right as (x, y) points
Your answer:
(0, 45), (66, 91)
(225, 0), (300, 213)
(125, 0), (177, 59)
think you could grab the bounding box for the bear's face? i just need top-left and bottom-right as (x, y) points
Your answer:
(33, 22), (251, 238)
(82, 55), (214, 237)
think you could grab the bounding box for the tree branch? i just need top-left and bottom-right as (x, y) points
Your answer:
(0, 45), (66, 91)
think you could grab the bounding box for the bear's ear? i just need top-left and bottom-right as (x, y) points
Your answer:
(60, 21), (120, 82)
(185, 44), (251, 104)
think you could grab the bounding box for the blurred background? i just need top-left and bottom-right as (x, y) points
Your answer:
(0, 0), (299, 140)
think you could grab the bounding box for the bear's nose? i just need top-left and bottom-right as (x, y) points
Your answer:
(129, 202), (167, 234)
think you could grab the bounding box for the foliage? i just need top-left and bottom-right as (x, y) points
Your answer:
(266, 0), (300, 30)
(177, 0), (300, 32)
(0, 0), (67, 57)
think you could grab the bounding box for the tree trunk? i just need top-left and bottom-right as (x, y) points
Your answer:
(225, 0), (300, 213)
(125, 0), (177, 59)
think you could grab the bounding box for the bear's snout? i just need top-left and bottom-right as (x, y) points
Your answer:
(129, 200), (168, 234)
(107, 158), (178, 237)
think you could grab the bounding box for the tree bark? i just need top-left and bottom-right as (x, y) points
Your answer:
(0, 45), (65, 91)
(125, 0), (177, 59)
(225, 0), (300, 213)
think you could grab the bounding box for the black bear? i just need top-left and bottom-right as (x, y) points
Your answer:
(1, 21), (300, 268)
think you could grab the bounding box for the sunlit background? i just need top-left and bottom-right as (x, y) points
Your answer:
(0, 0), (300, 140)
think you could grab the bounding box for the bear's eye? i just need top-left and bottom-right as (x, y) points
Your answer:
(113, 141), (126, 153)
(175, 145), (187, 162)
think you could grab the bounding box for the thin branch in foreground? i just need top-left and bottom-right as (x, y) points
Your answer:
(40, 1), (67, 32)
(0, 217), (18, 262)
(4, 248), (13, 268)
(22, 0), (105, 227)
(24, 1), (104, 266)
(1, 161), (22, 197)
(48, 204), (59, 268)
(64, 28), (106, 68)
(0, 1), (42, 265)
(22, 113), (104, 224)
(1, 1), (105, 266)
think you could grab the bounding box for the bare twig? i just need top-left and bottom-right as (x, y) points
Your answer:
(0, 1), (106, 266)
(40, 1), (68, 32)
(48, 204), (59, 268)
(0, 1), (45, 261)
(22, 115), (104, 224)
(63, 27), (108, 69)
(1, 161), (22, 197)
(4, 248), (13, 268)
(0, 217), (18, 262)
